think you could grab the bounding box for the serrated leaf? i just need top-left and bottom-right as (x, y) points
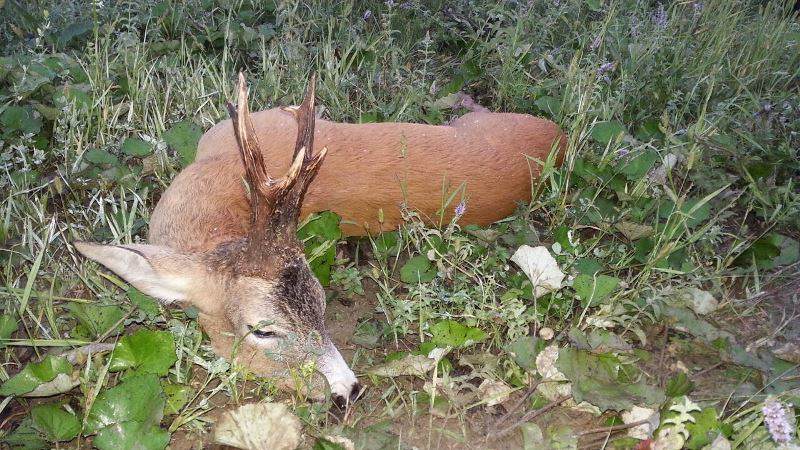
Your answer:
(109, 329), (176, 376)
(121, 137), (153, 157)
(573, 274), (620, 306)
(591, 120), (626, 145)
(400, 255), (436, 283)
(30, 404), (80, 442)
(94, 421), (170, 450)
(85, 374), (165, 433)
(163, 121), (201, 167)
(430, 320), (486, 348)
(0, 355), (72, 396)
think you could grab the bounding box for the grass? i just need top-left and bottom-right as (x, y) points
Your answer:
(1, 0), (799, 448)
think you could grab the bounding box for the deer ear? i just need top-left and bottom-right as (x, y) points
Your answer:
(74, 242), (206, 303)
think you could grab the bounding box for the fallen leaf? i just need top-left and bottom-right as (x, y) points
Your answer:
(615, 221), (654, 241)
(214, 403), (301, 450)
(622, 406), (659, 440)
(368, 354), (435, 378)
(477, 379), (512, 406)
(511, 245), (565, 299)
(25, 372), (79, 397)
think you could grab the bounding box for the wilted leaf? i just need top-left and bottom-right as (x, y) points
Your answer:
(670, 287), (718, 316)
(109, 329), (177, 375)
(510, 245), (565, 299)
(621, 406), (659, 440)
(368, 354), (435, 378)
(556, 348), (665, 411)
(0, 355), (72, 397)
(400, 255), (436, 283)
(94, 421), (169, 450)
(478, 379), (512, 406)
(25, 372), (79, 397)
(85, 374), (165, 433)
(214, 403), (301, 450)
(429, 320), (486, 348)
(615, 221), (653, 241)
(31, 404), (80, 442)
(573, 274), (620, 306)
(163, 121), (201, 167)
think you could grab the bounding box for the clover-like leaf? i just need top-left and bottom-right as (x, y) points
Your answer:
(109, 329), (177, 376)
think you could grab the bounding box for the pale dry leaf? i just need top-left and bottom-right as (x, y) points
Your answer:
(653, 425), (685, 450)
(24, 372), (80, 397)
(367, 354), (435, 378)
(615, 221), (654, 241)
(511, 245), (565, 299)
(214, 402), (301, 450)
(707, 434), (731, 450)
(622, 406), (659, 440)
(324, 435), (355, 450)
(477, 379), (512, 407)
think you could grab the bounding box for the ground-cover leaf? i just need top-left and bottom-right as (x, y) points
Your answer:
(591, 120), (626, 145)
(504, 335), (544, 371)
(0, 355), (72, 396)
(163, 121), (201, 167)
(30, 404), (80, 442)
(84, 149), (120, 166)
(85, 374), (165, 434)
(213, 403), (301, 450)
(341, 421), (399, 450)
(109, 329), (177, 375)
(556, 348), (665, 411)
(1, 105), (42, 135)
(400, 255), (436, 283)
(121, 137), (153, 157)
(67, 302), (125, 339)
(298, 211), (342, 285)
(573, 274), (620, 306)
(127, 287), (160, 319)
(665, 372), (694, 398)
(429, 319), (486, 348)
(93, 421), (170, 450)
(163, 382), (194, 415)
(1, 417), (48, 449)
(619, 150), (659, 180)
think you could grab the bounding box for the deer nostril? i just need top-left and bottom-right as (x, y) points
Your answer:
(349, 382), (363, 403)
(332, 394), (347, 410)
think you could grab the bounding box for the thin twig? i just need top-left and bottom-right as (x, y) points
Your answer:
(490, 380), (542, 428)
(486, 394), (572, 440)
(577, 419), (649, 437)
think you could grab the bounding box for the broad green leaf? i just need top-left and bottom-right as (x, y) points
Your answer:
(298, 211), (342, 286)
(298, 211), (342, 241)
(590, 120), (626, 145)
(572, 274), (620, 306)
(31, 404), (80, 442)
(556, 348), (664, 411)
(163, 382), (194, 415)
(85, 374), (165, 433)
(619, 150), (659, 180)
(84, 149), (120, 166)
(94, 421), (170, 450)
(429, 320), (486, 348)
(685, 408), (722, 449)
(127, 287), (160, 319)
(372, 231), (400, 256)
(534, 96), (561, 116)
(66, 302), (125, 339)
(109, 329), (177, 376)
(773, 234), (800, 266)
(733, 235), (781, 269)
(504, 336), (543, 371)
(1, 417), (48, 449)
(575, 258), (602, 275)
(1, 105), (42, 135)
(121, 137), (153, 157)
(0, 356), (72, 396)
(163, 121), (201, 166)
(400, 255), (436, 283)
(0, 314), (18, 348)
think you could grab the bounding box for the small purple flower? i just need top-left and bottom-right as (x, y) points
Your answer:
(617, 147), (630, 158)
(455, 201), (467, 216)
(363, 9), (372, 20)
(597, 61), (615, 77)
(763, 399), (794, 443)
(400, 1), (413, 9)
(692, 2), (703, 13)
(385, 0), (395, 7)
(590, 35), (601, 50)
(652, 3), (668, 29)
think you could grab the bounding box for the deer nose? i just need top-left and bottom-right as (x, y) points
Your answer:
(332, 382), (363, 410)
(318, 340), (359, 406)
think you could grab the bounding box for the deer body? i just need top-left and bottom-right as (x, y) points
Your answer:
(76, 75), (566, 408)
(151, 108), (565, 246)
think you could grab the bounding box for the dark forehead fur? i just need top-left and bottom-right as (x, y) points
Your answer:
(205, 237), (326, 332)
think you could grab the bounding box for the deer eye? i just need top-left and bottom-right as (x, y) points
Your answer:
(249, 326), (280, 339)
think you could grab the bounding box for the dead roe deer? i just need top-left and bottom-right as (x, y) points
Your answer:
(75, 73), (566, 408)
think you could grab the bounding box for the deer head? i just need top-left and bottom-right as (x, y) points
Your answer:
(75, 73), (361, 407)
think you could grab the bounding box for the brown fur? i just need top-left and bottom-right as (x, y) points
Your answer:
(149, 109), (567, 250)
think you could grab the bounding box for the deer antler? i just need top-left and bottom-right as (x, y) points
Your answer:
(227, 72), (327, 248)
